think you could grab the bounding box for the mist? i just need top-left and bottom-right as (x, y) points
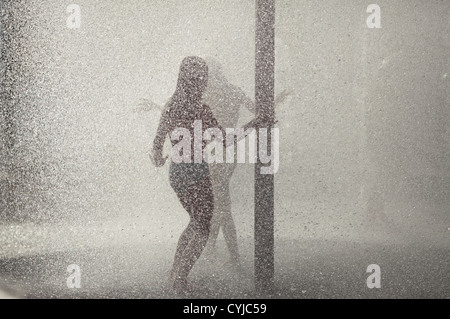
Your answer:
(0, 0), (448, 298)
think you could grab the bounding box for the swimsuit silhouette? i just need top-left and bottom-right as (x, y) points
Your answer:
(201, 57), (255, 267)
(150, 56), (270, 294)
(202, 58), (290, 267)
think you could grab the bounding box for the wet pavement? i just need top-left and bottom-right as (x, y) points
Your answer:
(0, 237), (448, 299)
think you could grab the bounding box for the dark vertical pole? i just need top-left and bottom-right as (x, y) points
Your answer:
(255, 0), (275, 295)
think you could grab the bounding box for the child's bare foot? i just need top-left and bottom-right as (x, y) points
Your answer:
(172, 277), (193, 296)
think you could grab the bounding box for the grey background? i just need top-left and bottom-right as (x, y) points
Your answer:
(0, 0), (448, 298)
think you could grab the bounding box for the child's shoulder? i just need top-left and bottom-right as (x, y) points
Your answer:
(201, 103), (213, 114)
(201, 103), (218, 126)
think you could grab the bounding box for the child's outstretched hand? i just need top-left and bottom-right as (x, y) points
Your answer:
(275, 89), (292, 105)
(149, 150), (168, 167)
(253, 114), (278, 128)
(133, 99), (162, 113)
